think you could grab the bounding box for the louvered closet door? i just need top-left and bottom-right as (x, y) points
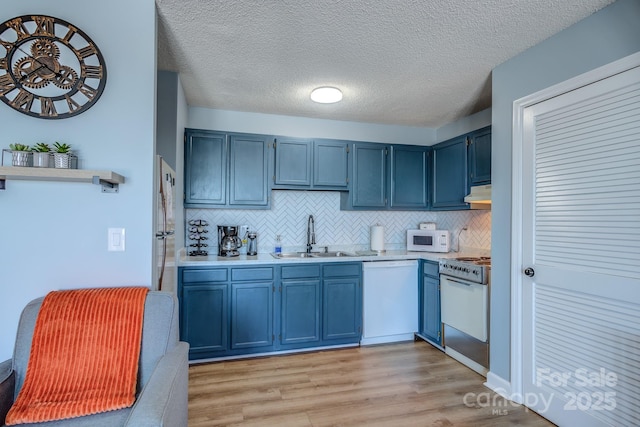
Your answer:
(521, 65), (640, 427)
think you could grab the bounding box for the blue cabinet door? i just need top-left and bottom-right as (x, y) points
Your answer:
(313, 139), (349, 189)
(231, 282), (274, 350)
(322, 277), (362, 342)
(468, 126), (491, 186)
(390, 145), (430, 209)
(421, 274), (441, 346)
(184, 129), (227, 206)
(274, 137), (312, 187)
(229, 133), (270, 206)
(180, 283), (229, 359)
(349, 143), (388, 208)
(280, 279), (321, 346)
(432, 136), (468, 210)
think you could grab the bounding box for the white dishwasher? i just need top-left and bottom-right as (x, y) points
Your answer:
(361, 260), (419, 345)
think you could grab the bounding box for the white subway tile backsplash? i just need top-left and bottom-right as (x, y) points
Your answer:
(186, 191), (490, 253)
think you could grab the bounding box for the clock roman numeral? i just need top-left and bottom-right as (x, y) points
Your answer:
(7, 18), (30, 40)
(78, 83), (97, 100)
(76, 44), (97, 59)
(40, 97), (57, 117)
(83, 65), (103, 79)
(33, 16), (55, 37)
(0, 57), (7, 70)
(65, 94), (81, 112)
(0, 74), (16, 95)
(0, 39), (13, 52)
(11, 89), (34, 112)
(62, 25), (78, 43)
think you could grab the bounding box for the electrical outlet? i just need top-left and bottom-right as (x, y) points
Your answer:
(108, 228), (125, 251)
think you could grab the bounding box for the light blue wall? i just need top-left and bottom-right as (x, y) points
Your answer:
(0, 0), (156, 360)
(157, 71), (179, 170)
(490, 0), (640, 381)
(188, 107), (437, 145)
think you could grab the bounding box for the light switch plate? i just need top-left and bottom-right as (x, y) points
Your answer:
(108, 228), (125, 251)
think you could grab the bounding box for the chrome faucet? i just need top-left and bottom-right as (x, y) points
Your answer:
(306, 215), (316, 253)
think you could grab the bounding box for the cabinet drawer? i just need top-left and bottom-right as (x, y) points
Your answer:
(323, 263), (361, 277)
(182, 268), (228, 283)
(231, 267), (274, 282)
(281, 265), (321, 279)
(423, 260), (439, 278)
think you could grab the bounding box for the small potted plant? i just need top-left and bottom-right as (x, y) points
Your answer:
(32, 142), (51, 168)
(9, 143), (31, 167)
(52, 142), (72, 169)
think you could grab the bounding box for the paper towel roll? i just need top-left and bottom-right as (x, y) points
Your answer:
(370, 225), (385, 252)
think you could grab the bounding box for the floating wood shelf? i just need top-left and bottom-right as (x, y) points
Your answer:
(0, 166), (125, 193)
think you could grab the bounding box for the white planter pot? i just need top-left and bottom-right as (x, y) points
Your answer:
(32, 152), (51, 168)
(53, 153), (71, 169)
(11, 151), (31, 167)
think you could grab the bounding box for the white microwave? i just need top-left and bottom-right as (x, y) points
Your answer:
(407, 229), (450, 253)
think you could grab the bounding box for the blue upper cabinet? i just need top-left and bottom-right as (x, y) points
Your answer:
(184, 129), (227, 206)
(468, 126), (491, 186)
(390, 145), (430, 209)
(273, 137), (312, 187)
(341, 142), (430, 210)
(342, 142), (388, 209)
(432, 126), (491, 210)
(431, 136), (469, 210)
(313, 139), (349, 189)
(229, 133), (270, 206)
(184, 128), (272, 209)
(273, 138), (349, 190)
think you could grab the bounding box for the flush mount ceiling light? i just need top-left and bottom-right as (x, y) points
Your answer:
(310, 86), (343, 104)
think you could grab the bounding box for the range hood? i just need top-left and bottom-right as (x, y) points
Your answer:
(464, 184), (491, 209)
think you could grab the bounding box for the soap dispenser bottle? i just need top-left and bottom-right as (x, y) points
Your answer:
(274, 234), (282, 254)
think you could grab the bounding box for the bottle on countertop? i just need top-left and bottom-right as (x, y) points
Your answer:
(274, 234), (282, 254)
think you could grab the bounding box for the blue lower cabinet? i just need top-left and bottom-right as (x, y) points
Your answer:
(231, 282), (274, 350)
(322, 277), (361, 343)
(280, 279), (321, 346)
(180, 282), (229, 360)
(418, 260), (442, 346)
(179, 262), (362, 361)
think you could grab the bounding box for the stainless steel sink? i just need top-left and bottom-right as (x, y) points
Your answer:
(270, 251), (355, 259)
(271, 252), (315, 259)
(312, 251), (355, 257)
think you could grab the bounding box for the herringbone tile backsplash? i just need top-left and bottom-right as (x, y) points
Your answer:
(186, 191), (491, 253)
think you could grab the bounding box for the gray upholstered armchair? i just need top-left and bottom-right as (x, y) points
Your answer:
(0, 291), (189, 427)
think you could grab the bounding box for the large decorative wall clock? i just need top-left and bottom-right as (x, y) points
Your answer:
(0, 15), (106, 119)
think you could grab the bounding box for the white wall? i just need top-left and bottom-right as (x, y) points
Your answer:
(490, 0), (640, 382)
(436, 108), (491, 143)
(0, 0), (156, 360)
(188, 107), (437, 145)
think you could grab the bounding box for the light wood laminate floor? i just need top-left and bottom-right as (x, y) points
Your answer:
(188, 340), (555, 426)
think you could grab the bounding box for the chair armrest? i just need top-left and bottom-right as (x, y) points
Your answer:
(0, 359), (15, 426)
(124, 342), (189, 427)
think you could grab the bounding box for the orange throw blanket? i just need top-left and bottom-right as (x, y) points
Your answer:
(6, 287), (149, 425)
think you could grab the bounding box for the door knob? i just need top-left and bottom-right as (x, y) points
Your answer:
(524, 267), (535, 277)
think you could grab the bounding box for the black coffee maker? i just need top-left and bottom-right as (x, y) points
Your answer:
(218, 225), (242, 257)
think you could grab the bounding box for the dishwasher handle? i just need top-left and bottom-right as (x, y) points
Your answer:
(362, 260), (418, 269)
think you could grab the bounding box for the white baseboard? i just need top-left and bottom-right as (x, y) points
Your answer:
(484, 371), (519, 403)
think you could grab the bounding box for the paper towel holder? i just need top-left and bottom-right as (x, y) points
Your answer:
(370, 224), (386, 254)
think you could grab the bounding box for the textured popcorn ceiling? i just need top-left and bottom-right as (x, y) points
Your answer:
(156, 0), (614, 127)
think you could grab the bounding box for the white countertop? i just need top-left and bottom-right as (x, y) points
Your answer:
(178, 247), (490, 267)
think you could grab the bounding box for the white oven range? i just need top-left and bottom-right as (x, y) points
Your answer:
(439, 256), (490, 376)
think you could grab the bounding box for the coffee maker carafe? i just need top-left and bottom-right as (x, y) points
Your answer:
(218, 225), (242, 257)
